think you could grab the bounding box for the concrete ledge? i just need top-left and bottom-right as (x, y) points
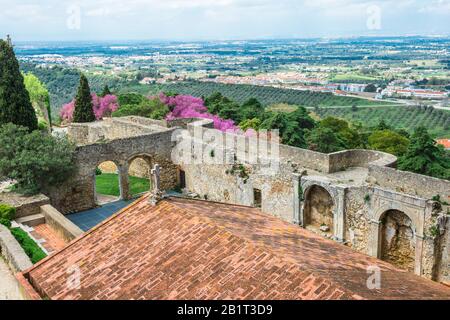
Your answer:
(40, 205), (83, 243)
(0, 224), (33, 273)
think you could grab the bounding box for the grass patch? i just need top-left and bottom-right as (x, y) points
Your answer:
(10, 228), (47, 264)
(96, 173), (151, 197)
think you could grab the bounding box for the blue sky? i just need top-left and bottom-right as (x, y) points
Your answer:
(1, 0), (449, 41)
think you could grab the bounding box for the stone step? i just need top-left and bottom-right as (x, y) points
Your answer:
(15, 214), (45, 227)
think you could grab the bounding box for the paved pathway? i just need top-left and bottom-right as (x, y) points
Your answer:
(0, 257), (23, 300)
(66, 199), (135, 231)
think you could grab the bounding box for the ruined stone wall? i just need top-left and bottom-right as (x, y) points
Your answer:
(380, 210), (416, 272)
(368, 165), (450, 201)
(439, 220), (450, 284)
(328, 150), (397, 173)
(55, 117), (449, 282)
(48, 128), (178, 214)
(344, 187), (370, 253)
(304, 186), (334, 233)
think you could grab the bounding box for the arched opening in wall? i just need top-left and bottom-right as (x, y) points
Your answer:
(380, 210), (416, 272)
(128, 156), (152, 198)
(303, 185), (334, 236)
(95, 161), (121, 205)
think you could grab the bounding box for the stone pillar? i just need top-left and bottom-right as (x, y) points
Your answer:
(414, 235), (424, 276)
(333, 187), (346, 242)
(368, 220), (381, 257)
(118, 164), (130, 200)
(292, 173), (302, 225)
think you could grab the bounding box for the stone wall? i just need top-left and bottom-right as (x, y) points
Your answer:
(344, 187), (370, 253)
(0, 193), (50, 219)
(48, 126), (178, 214)
(40, 205), (83, 243)
(50, 116), (450, 283)
(368, 165), (450, 201)
(0, 224), (33, 273)
(328, 150), (397, 173)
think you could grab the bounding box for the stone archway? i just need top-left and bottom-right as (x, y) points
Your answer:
(303, 185), (335, 236)
(127, 154), (153, 198)
(94, 160), (123, 205)
(379, 209), (416, 272)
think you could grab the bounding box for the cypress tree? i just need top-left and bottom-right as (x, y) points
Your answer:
(100, 84), (111, 97)
(0, 37), (38, 131)
(73, 74), (95, 123)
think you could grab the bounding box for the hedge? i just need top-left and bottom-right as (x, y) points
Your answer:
(10, 227), (47, 264)
(0, 203), (16, 220)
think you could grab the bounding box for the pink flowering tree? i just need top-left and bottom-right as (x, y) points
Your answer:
(60, 94), (119, 123)
(159, 93), (239, 132)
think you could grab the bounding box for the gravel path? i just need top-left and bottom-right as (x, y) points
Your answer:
(0, 256), (23, 300)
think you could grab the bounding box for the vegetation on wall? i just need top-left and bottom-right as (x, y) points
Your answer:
(0, 204), (16, 228)
(10, 227), (47, 264)
(0, 203), (45, 264)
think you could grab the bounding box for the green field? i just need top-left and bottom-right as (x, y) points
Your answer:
(315, 106), (450, 138)
(127, 81), (395, 108)
(96, 173), (150, 197)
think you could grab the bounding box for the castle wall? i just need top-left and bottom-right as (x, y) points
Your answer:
(48, 128), (178, 214)
(368, 165), (450, 201)
(51, 117), (449, 283)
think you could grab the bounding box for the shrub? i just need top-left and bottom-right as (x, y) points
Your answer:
(10, 227), (47, 264)
(95, 167), (103, 176)
(0, 218), (11, 228)
(0, 204), (16, 220)
(0, 123), (76, 195)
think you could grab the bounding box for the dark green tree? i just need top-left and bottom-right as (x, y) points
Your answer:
(376, 119), (391, 131)
(364, 84), (377, 93)
(398, 126), (450, 180)
(73, 74), (95, 123)
(241, 98), (264, 121)
(307, 127), (346, 153)
(319, 116), (363, 149)
(0, 123), (75, 195)
(0, 38), (38, 131)
(368, 130), (410, 156)
(100, 85), (112, 97)
(260, 107), (316, 149)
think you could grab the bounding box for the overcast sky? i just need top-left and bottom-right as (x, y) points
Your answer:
(1, 0), (449, 41)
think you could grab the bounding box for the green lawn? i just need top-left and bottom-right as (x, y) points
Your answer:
(96, 173), (151, 197)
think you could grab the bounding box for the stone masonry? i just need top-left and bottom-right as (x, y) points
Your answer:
(49, 116), (450, 284)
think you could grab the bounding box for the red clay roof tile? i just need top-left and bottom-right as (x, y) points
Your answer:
(21, 196), (450, 300)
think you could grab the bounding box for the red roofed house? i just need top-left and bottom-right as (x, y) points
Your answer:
(17, 195), (450, 300)
(437, 139), (450, 150)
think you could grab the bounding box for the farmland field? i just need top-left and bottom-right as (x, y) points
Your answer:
(134, 81), (396, 108)
(315, 105), (450, 138)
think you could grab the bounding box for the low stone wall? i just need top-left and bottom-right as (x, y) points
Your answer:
(368, 165), (450, 201)
(40, 205), (83, 243)
(0, 224), (33, 273)
(0, 193), (50, 219)
(186, 119), (397, 174)
(328, 150), (397, 173)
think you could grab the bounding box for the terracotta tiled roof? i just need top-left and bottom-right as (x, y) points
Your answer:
(20, 196), (450, 300)
(437, 139), (450, 149)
